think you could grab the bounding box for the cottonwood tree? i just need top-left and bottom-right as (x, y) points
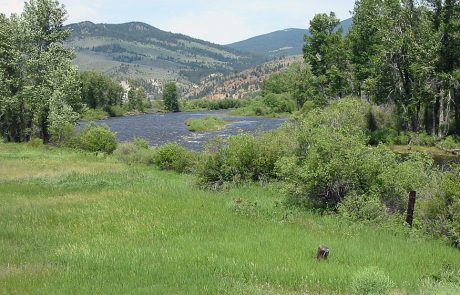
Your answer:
(303, 13), (350, 100)
(163, 82), (180, 112)
(0, 0), (81, 143)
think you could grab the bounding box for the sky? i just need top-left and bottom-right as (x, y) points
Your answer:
(1, 0), (355, 44)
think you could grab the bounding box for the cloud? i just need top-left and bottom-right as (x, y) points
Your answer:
(0, 0), (24, 15)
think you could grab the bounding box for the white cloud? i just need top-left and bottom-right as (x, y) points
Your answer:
(0, 0), (24, 15)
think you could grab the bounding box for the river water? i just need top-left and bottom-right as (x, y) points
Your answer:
(79, 111), (287, 151)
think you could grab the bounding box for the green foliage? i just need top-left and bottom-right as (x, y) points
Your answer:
(0, 0), (82, 143)
(304, 12), (349, 99)
(185, 116), (226, 132)
(80, 71), (123, 110)
(81, 108), (109, 121)
(113, 141), (155, 165)
(153, 143), (192, 173)
(50, 122), (77, 147)
(127, 87), (147, 112)
(277, 99), (433, 212)
(438, 136), (460, 150)
(421, 171), (460, 248)
(351, 267), (394, 295)
(197, 126), (296, 188)
(163, 82), (180, 112)
(106, 105), (127, 117)
(75, 124), (117, 154)
(26, 138), (43, 148)
(182, 98), (242, 111)
(338, 192), (389, 223)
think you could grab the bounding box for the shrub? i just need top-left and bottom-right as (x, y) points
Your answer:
(27, 138), (43, 148)
(107, 105), (126, 117)
(408, 132), (438, 146)
(153, 143), (192, 173)
(438, 136), (460, 150)
(75, 124), (117, 154)
(197, 125), (296, 188)
(338, 192), (389, 223)
(50, 122), (77, 147)
(351, 267), (394, 295)
(81, 108), (109, 121)
(113, 141), (155, 165)
(421, 171), (460, 248)
(132, 137), (150, 149)
(277, 98), (433, 213)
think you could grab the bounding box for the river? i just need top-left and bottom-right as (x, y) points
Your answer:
(79, 111), (288, 151)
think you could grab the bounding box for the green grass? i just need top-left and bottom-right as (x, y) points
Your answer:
(185, 116), (227, 132)
(1, 143), (460, 294)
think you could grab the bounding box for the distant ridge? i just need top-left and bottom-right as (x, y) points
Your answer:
(227, 18), (353, 58)
(65, 21), (264, 90)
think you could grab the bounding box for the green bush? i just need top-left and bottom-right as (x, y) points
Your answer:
(132, 137), (150, 149)
(421, 171), (460, 248)
(75, 124), (117, 154)
(153, 143), (192, 173)
(197, 125), (296, 188)
(408, 132), (438, 146)
(438, 136), (460, 150)
(338, 192), (389, 223)
(277, 98), (433, 213)
(113, 141), (155, 165)
(81, 108), (109, 121)
(107, 105), (126, 117)
(50, 122), (77, 147)
(27, 138), (43, 148)
(351, 267), (394, 295)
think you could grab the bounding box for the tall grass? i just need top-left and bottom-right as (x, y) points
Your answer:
(0, 143), (459, 294)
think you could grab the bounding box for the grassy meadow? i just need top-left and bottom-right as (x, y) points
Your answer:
(1, 143), (459, 294)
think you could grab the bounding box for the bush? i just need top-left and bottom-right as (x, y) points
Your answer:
(27, 138), (43, 148)
(338, 192), (389, 223)
(421, 171), (460, 248)
(197, 125), (296, 188)
(107, 105), (126, 117)
(277, 98), (433, 213)
(153, 143), (192, 173)
(75, 124), (117, 154)
(351, 267), (394, 295)
(50, 122), (77, 147)
(113, 141), (155, 165)
(81, 108), (109, 121)
(438, 136), (460, 150)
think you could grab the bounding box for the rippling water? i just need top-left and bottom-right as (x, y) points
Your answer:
(79, 111), (288, 150)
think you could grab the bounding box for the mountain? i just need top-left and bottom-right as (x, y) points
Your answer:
(65, 21), (265, 89)
(227, 18), (353, 59)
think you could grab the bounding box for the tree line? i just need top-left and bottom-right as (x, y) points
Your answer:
(0, 0), (180, 143)
(302, 0), (460, 137)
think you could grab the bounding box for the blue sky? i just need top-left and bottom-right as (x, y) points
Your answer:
(1, 0), (356, 44)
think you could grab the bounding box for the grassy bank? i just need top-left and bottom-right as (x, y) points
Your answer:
(1, 143), (459, 294)
(185, 116), (227, 132)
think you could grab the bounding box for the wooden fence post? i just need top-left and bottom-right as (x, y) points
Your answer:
(406, 191), (416, 226)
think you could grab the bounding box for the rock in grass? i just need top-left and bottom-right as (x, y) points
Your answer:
(316, 245), (329, 260)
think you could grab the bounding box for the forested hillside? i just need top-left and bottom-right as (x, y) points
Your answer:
(66, 21), (265, 85)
